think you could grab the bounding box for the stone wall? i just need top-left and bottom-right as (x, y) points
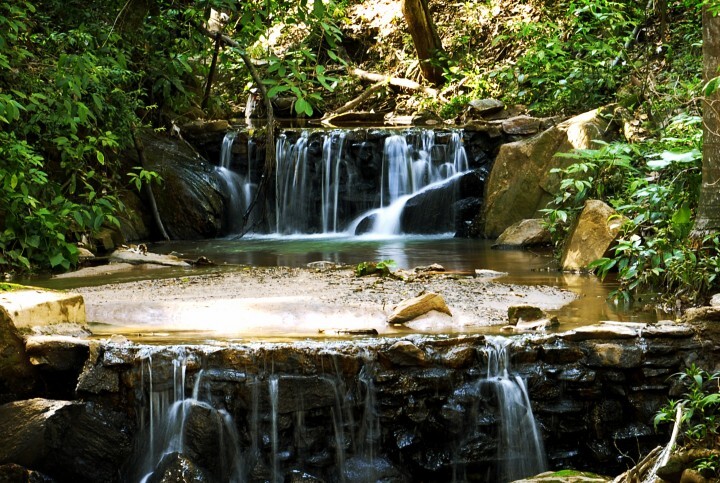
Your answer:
(0, 322), (715, 482)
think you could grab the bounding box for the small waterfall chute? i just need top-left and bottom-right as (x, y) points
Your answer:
(133, 350), (246, 483)
(483, 337), (547, 482)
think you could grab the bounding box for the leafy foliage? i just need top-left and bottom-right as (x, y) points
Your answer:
(542, 115), (717, 306)
(655, 365), (720, 476)
(355, 260), (397, 277)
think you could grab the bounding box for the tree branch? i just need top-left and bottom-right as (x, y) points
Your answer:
(350, 68), (438, 97)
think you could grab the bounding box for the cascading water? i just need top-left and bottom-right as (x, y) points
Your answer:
(125, 340), (552, 482)
(483, 337), (547, 482)
(133, 350), (245, 483)
(264, 128), (473, 235)
(358, 129), (471, 236)
(216, 131), (257, 233)
(275, 131), (311, 234)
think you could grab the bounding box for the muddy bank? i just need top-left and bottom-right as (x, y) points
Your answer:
(71, 265), (575, 339)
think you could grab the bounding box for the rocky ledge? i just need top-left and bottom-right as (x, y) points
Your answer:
(0, 316), (716, 482)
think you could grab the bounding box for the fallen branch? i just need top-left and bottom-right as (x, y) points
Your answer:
(350, 68), (438, 97)
(323, 80), (387, 123)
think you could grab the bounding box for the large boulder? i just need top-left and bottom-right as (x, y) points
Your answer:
(560, 199), (625, 271)
(0, 398), (133, 482)
(131, 131), (226, 239)
(478, 106), (617, 238)
(400, 169), (485, 234)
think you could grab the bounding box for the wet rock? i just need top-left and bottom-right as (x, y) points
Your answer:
(562, 323), (638, 341)
(515, 318), (560, 332)
(640, 321), (694, 338)
(560, 200), (626, 271)
(76, 342), (120, 394)
(479, 106), (617, 237)
(287, 469), (325, 482)
(474, 269), (508, 278)
(30, 323), (92, 337)
(508, 305), (545, 324)
(343, 456), (408, 483)
(0, 306), (39, 403)
(0, 398), (132, 482)
(24, 336), (89, 372)
(181, 401), (243, 480)
(493, 219), (552, 249)
(585, 343), (643, 368)
(400, 169), (485, 235)
(146, 452), (212, 483)
(441, 345), (477, 368)
(380, 340), (429, 367)
(132, 130), (225, 239)
(501, 115), (542, 135)
(387, 293), (452, 324)
(0, 463), (54, 482)
(109, 249), (191, 267)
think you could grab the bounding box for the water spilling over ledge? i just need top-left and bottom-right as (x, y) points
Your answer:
(215, 127), (490, 237)
(1, 323), (710, 482)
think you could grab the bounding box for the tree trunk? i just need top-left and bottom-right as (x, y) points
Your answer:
(401, 0), (445, 86)
(693, 7), (720, 237)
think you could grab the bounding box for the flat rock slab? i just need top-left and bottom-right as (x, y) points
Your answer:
(0, 288), (85, 329)
(562, 323), (639, 341)
(108, 249), (191, 267)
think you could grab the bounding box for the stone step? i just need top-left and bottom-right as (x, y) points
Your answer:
(0, 285), (85, 329)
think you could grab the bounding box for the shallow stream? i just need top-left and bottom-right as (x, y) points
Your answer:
(29, 236), (664, 342)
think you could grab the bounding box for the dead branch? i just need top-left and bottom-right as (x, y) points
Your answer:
(350, 68), (439, 97)
(321, 81), (387, 125)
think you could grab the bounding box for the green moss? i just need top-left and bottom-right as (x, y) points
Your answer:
(0, 283), (27, 292)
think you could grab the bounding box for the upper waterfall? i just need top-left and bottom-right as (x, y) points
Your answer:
(217, 127), (487, 237)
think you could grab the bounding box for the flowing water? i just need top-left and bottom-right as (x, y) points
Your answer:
(483, 337), (546, 481)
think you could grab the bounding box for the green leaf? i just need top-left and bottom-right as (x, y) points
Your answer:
(49, 252), (67, 268)
(672, 204), (692, 226)
(294, 97), (313, 117)
(704, 76), (720, 97)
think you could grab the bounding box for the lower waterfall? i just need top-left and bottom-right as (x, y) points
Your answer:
(127, 339), (547, 483)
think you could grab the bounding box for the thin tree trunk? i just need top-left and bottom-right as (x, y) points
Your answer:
(401, 0), (445, 86)
(130, 127), (170, 241)
(692, 7), (720, 237)
(202, 33), (222, 110)
(193, 22), (275, 234)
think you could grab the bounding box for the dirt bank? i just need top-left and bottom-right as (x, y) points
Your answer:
(72, 265), (575, 339)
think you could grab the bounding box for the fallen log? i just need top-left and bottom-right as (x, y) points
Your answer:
(350, 67), (439, 97)
(321, 80), (387, 125)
